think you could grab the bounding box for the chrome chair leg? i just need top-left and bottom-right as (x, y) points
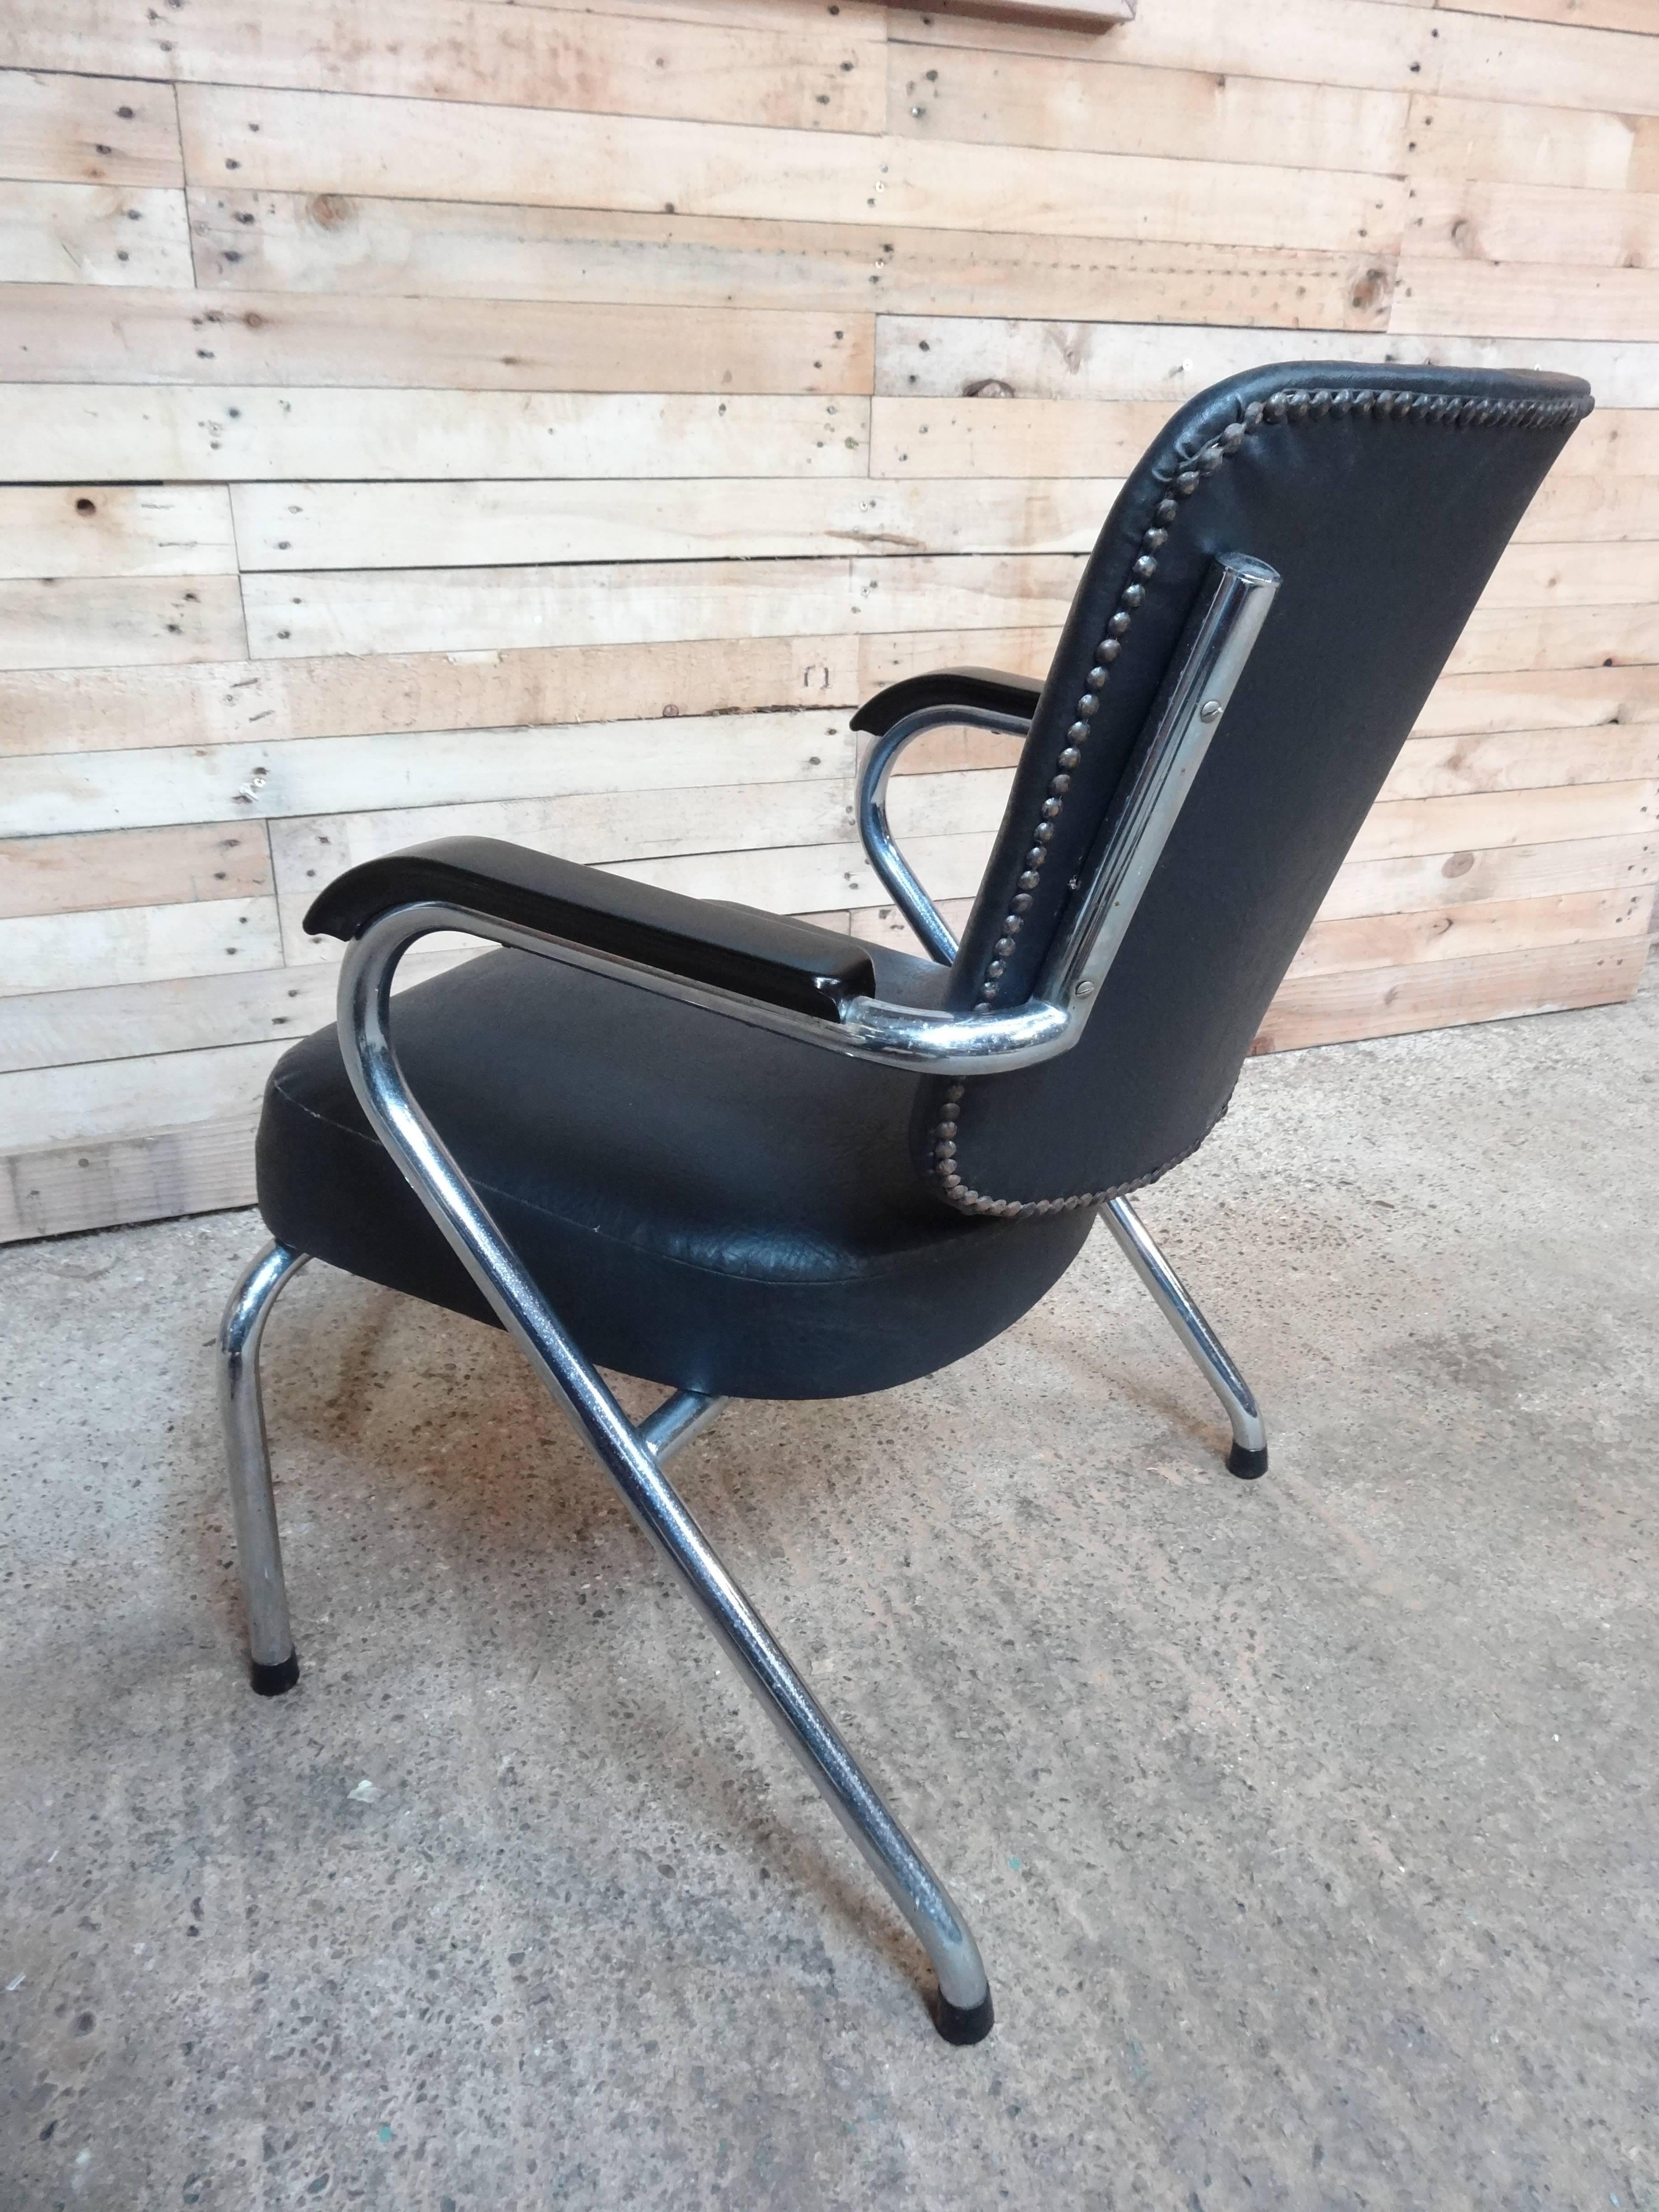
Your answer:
(1103, 1195), (1268, 1478)
(218, 1240), (309, 1692)
(334, 911), (995, 2043)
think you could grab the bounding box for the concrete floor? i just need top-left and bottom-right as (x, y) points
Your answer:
(2, 970), (1656, 2212)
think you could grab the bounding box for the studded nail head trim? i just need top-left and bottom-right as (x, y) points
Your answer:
(932, 381), (1589, 1219)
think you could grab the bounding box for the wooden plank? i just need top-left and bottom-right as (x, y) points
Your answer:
(176, 84), (1404, 256)
(0, 486), (236, 582)
(1347, 778), (1656, 862)
(0, 896), (283, 998)
(0, 182), (192, 285)
(1428, 2), (1655, 53)
(1405, 91), (1658, 194)
(1254, 938), (1645, 1054)
(1446, 604), (1659, 674)
(0, 823), (270, 917)
(886, 42), (1410, 176)
(870, 397), (1166, 477)
(1286, 886), (1650, 976)
(1416, 664), (1659, 735)
(239, 554), (1085, 661)
(0, 945), (465, 1075)
(0, 1036), (287, 1152)
(1516, 475), (1659, 544)
(873, 399), (1653, 484)
(0, 285), (872, 394)
(267, 781), (864, 960)
(229, 477), (1118, 571)
(858, 623), (1059, 693)
(188, 191), (1393, 332)
(1483, 541), (1659, 610)
(1382, 723), (1659, 799)
(0, 634), (861, 758)
(901, 0), (1659, 116)
(1405, 176), (1659, 269)
(0, 69), (182, 187)
(609, 830), (995, 914)
(875, 315), (1659, 408)
(0, 0), (886, 135)
(0, 710), (854, 838)
(1317, 830), (1659, 919)
(1392, 257), (1659, 342)
(0, 1115), (258, 1242)
(0, 575), (247, 673)
(0, 386), (871, 483)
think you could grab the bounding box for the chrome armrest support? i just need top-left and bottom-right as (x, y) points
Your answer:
(1038, 552), (1280, 1010)
(333, 552), (1276, 1085)
(337, 898), (1074, 1075)
(856, 705), (1034, 967)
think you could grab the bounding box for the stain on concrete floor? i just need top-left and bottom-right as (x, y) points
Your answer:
(2, 969), (1656, 2210)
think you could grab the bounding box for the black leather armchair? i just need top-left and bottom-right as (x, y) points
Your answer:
(218, 363), (1591, 2043)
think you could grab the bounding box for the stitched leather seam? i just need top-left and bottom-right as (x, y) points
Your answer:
(931, 380), (1589, 1221)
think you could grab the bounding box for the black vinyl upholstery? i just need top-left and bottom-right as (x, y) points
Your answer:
(255, 362), (1589, 1397)
(257, 942), (1091, 1398)
(930, 363), (1591, 1214)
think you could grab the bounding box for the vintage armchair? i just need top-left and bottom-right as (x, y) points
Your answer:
(217, 363), (1590, 2043)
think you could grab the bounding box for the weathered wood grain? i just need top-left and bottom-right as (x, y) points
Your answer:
(905, 0), (1659, 117)
(0, 182), (191, 285)
(0, 635), (862, 758)
(1393, 256), (1659, 341)
(1382, 724), (1659, 799)
(176, 85), (1403, 255)
(886, 42), (1410, 174)
(0, 386), (870, 483)
(0, 895), (283, 998)
(0, 1115), (258, 1240)
(0, 711), (854, 838)
(1287, 885), (1650, 976)
(1317, 831), (1659, 920)
(0, 0), (886, 134)
(0, 69), (182, 188)
(0, 575), (247, 673)
(1255, 937), (1645, 1054)
(0, 486), (236, 581)
(1405, 175), (1659, 269)
(0, 286), (873, 393)
(874, 316), (1659, 408)
(229, 477), (1117, 570)
(239, 555), (1085, 661)
(1405, 91), (1659, 194)
(189, 192), (1392, 330)
(0, 823), (271, 918)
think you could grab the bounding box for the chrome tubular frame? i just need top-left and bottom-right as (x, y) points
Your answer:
(856, 704), (1034, 967)
(1038, 554), (1280, 1011)
(1104, 1196), (1268, 1478)
(215, 545), (1280, 2035)
(218, 1239), (309, 1693)
(329, 903), (995, 2041)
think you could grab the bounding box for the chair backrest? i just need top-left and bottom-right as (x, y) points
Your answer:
(928, 362), (1592, 1218)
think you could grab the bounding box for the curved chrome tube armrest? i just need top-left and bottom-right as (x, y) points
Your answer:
(856, 705), (1033, 967)
(338, 900), (1078, 1077)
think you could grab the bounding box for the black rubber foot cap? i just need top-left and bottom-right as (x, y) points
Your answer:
(1228, 1442), (1270, 1480)
(933, 1988), (995, 2045)
(250, 1649), (300, 1696)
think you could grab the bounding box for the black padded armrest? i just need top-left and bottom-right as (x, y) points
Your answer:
(850, 667), (1043, 737)
(303, 837), (876, 1022)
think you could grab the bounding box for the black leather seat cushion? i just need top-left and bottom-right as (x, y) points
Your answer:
(256, 942), (1092, 1399)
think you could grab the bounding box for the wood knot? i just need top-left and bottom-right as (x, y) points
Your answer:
(307, 192), (355, 230)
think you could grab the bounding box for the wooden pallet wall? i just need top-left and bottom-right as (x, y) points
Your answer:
(0, 0), (1655, 1240)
